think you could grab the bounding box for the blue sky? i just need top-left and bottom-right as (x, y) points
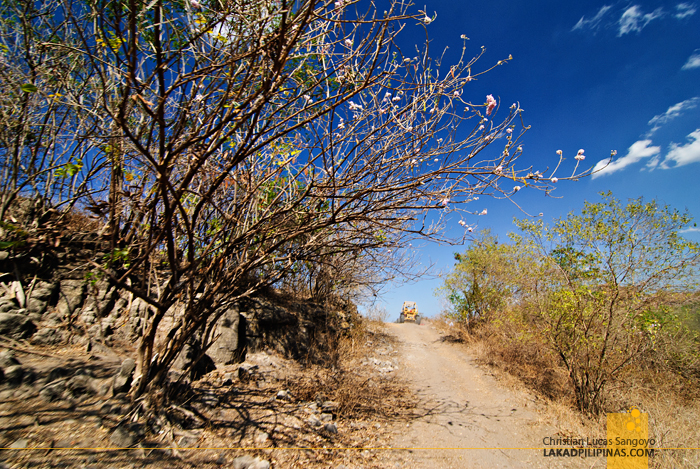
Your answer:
(373, 0), (700, 320)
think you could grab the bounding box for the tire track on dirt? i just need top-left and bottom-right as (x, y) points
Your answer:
(384, 322), (590, 469)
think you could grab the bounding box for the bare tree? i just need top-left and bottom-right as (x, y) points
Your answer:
(0, 0), (107, 227)
(3, 0), (594, 400)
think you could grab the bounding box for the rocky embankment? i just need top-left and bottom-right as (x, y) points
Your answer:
(0, 232), (392, 468)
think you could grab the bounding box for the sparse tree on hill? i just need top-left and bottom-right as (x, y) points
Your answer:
(0, 0), (594, 401)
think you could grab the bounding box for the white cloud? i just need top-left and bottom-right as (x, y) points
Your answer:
(618, 5), (664, 36)
(593, 140), (661, 178)
(660, 129), (700, 168)
(680, 226), (700, 234)
(574, 4), (694, 35)
(572, 5), (613, 31)
(647, 97), (700, 134)
(675, 2), (697, 18)
(682, 49), (700, 70)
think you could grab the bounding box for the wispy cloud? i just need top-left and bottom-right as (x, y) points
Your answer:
(572, 5), (613, 32)
(675, 2), (697, 18)
(680, 226), (700, 234)
(618, 6), (664, 36)
(593, 140), (661, 178)
(659, 129), (700, 168)
(682, 49), (700, 70)
(572, 4), (696, 35)
(647, 97), (700, 135)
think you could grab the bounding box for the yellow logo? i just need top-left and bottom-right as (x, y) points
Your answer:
(607, 407), (652, 468)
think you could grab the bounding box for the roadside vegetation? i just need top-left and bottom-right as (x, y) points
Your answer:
(437, 192), (700, 467)
(0, 0), (595, 414)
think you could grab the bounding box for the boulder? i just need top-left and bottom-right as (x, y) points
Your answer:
(208, 307), (247, 365)
(66, 373), (96, 400)
(0, 298), (17, 313)
(56, 280), (86, 319)
(0, 350), (20, 368)
(109, 426), (135, 447)
(28, 281), (56, 302)
(26, 281), (56, 315)
(172, 342), (216, 381)
(112, 358), (136, 395)
(237, 363), (258, 382)
(323, 423), (338, 434)
(31, 327), (67, 345)
(0, 312), (36, 339)
(3, 365), (24, 385)
(40, 381), (67, 403)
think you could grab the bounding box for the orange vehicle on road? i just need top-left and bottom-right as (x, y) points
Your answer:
(399, 301), (421, 324)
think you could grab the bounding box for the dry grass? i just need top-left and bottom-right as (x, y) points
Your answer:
(0, 319), (414, 469)
(288, 320), (414, 420)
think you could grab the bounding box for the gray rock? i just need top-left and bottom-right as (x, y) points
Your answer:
(111, 297), (127, 317)
(9, 438), (29, 449)
(237, 364), (258, 382)
(129, 297), (151, 318)
(222, 372), (234, 386)
(56, 279), (86, 319)
(276, 389), (290, 400)
(0, 312), (36, 339)
(28, 282), (56, 301)
(0, 298), (17, 314)
(80, 309), (97, 324)
(254, 432), (269, 445)
(40, 382), (66, 403)
(208, 308), (247, 365)
(27, 312), (42, 322)
(232, 455), (270, 469)
(120, 359), (136, 377)
(323, 423), (338, 434)
(307, 415), (322, 427)
(45, 366), (71, 384)
(0, 350), (20, 368)
(321, 413), (333, 422)
(112, 358), (136, 395)
(31, 327), (67, 346)
(66, 373), (96, 399)
(172, 341), (216, 381)
(44, 312), (62, 326)
(177, 435), (199, 448)
(84, 280), (117, 319)
(3, 365), (24, 385)
(25, 297), (47, 315)
(109, 426), (135, 447)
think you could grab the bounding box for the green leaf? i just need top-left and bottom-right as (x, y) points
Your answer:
(21, 84), (38, 93)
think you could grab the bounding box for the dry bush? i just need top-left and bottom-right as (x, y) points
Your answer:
(289, 321), (414, 420)
(435, 309), (700, 468)
(435, 311), (572, 402)
(363, 304), (390, 323)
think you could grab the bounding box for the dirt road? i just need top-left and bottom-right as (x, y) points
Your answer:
(384, 322), (582, 469)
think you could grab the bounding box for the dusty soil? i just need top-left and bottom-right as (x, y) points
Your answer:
(383, 321), (595, 468)
(0, 326), (407, 469)
(0, 321), (607, 468)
